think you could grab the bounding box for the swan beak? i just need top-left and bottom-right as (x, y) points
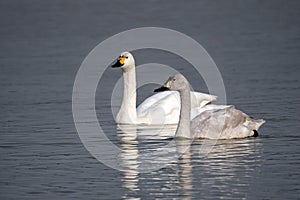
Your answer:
(111, 56), (125, 68)
(154, 85), (170, 92)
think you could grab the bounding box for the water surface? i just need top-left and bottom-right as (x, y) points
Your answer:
(1, 0), (300, 199)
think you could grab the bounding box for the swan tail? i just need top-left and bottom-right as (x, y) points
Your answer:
(202, 95), (218, 107)
(191, 92), (217, 105)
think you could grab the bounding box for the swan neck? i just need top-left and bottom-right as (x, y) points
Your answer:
(176, 87), (191, 138)
(118, 65), (137, 123)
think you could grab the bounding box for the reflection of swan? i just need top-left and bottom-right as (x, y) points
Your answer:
(111, 52), (216, 124)
(117, 125), (262, 199)
(118, 125), (140, 193)
(154, 73), (265, 139)
(117, 125), (193, 199)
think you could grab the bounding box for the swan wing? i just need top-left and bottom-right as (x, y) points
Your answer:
(190, 92), (217, 108)
(137, 91), (178, 114)
(137, 91), (181, 124)
(136, 91), (217, 124)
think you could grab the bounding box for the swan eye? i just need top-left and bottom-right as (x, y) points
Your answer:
(125, 56), (128, 59)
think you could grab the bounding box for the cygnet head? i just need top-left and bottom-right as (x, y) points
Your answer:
(154, 73), (189, 92)
(111, 51), (135, 71)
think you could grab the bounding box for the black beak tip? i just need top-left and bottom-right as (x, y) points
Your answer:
(153, 88), (160, 92)
(111, 61), (122, 68)
(154, 86), (170, 92)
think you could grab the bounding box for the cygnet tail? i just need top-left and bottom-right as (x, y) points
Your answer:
(254, 119), (265, 130)
(246, 118), (266, 131)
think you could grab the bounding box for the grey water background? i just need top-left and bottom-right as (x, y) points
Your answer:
(1, 0), (300, 199)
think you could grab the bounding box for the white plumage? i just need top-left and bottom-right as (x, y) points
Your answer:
(111, 52), (216, 124)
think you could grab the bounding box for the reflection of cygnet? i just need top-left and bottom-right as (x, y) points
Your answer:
(154, 73), (265, 139)
(111, 51), (217, 124)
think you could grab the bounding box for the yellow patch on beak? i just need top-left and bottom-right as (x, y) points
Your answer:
(118, 56), (126, 65)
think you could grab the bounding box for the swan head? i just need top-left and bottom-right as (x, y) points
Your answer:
(154, 73), (189, 92)
(111, 51), (135, 71)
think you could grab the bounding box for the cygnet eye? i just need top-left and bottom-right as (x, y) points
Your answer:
(172, 78), (176, 81)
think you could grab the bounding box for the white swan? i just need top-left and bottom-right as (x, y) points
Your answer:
(111, 51), (217, 124)
(154, 73), (265, 139)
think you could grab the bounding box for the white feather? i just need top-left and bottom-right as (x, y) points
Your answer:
(113, 52), (217, 125)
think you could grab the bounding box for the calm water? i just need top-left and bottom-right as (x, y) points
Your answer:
(1, 0), (300, 199)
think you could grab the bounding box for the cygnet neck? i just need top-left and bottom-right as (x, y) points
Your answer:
(176, 86), (192, 138)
